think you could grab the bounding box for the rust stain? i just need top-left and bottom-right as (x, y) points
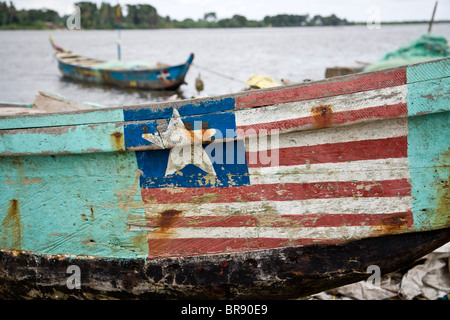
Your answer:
(311, 104), (333, 128)
(4, 176), (42, 186)
(373, 212), (411, 235)
(110, 131), (124, 150)
(158, 209), (182, 231)
(1, 199), (22, 250)
(380, 213), (409, 231)
(147, 209), (183, 258)
(90, 206), (95, 220)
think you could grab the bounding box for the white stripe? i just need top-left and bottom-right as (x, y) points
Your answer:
(143, 197), (412, 217)
(243, 117), (408, 153)
(248, 158), (410, 185)
(244, 117), (408, 152)
(235, 84), (407, 127)
(142, 225), (382, 240)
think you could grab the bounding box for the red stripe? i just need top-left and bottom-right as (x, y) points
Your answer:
(237, 103), (407, 134)
(148, 238), (343, 258)
(142, 178), (411, 204)
(144, 211), (413, 228)
(247, 136), (407, 167)
(235, 68), (406, 109)
(145, 211), (414, 258)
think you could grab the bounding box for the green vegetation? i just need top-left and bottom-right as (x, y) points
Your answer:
(0, 1), (446, 30)
(0, 1), (60, 29)
(0, 1), (354, 30)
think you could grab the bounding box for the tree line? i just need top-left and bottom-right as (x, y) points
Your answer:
(0, 1), (354, 30)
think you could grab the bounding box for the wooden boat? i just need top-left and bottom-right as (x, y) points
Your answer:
(50, 37), (194, 90)
(0, 58), (449, 299)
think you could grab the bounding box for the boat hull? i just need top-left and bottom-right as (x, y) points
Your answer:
(1, 58), (449, 299)
(56, 54), (194, 90)
(1, 227), (449, 299)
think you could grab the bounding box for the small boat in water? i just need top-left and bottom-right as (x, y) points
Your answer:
(50, 37), (194, 90)
(325, 33), (450, 78)
(0, 58), (449, 299)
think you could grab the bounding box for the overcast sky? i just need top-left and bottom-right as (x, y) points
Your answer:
(12, 0), (450, 22)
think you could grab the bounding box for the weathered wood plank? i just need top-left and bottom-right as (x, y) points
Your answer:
(0, 74), (446, 157)
(0, 58), (447, 131)
(0, 152), (148, 258)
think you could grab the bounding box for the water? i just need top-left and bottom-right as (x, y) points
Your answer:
(0, 23), (449, 107)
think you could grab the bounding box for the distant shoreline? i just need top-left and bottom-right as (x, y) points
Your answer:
(1, 1), (448, 31)
(1, 20), (449, 31)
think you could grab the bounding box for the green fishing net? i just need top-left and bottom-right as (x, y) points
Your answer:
(364, 34), (450, 72)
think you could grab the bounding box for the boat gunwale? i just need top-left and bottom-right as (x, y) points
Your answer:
(0, 57), (448, 128)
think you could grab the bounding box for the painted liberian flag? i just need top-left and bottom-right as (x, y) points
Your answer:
(120, 64), (448, 259)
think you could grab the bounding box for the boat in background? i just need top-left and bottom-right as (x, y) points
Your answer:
(325, 3), (449, 79)
(50, 36), (194, 90)
(325, 33), (450, 78)
(0, 102), (35, 116)
(0, 91), (105, 116)
(0, 58), (449, 299)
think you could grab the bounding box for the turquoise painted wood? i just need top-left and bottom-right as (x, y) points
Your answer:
(0, 152), (148, 258)
(0, 122), (126, 155)
(405, 59), (449, 231)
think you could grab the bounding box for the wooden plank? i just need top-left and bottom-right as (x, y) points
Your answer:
(0, 122), (127, 156)
(0, 108), (124, 130)
(235, 68), (407, 109)
(0, 58), (447, 131)
(0, 74), (445, 156)
(407, 57), (450, 83)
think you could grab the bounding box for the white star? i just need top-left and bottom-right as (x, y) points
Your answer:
(142, 109), (217, 177)
(157, 70), (170, 82)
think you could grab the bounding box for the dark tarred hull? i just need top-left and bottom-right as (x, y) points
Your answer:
(1, 228), (449, 300)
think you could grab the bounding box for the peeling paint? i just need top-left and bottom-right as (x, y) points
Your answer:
(115, 169), (143, 213)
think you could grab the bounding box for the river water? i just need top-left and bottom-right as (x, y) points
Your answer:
(0, 23), (449, 107)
